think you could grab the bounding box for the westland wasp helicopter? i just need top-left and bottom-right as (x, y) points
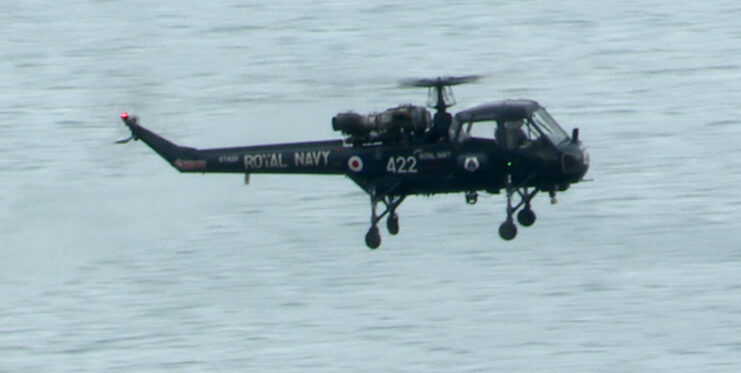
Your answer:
(117, 76), (589, 249)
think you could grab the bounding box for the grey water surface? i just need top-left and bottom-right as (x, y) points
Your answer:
(2, 0), (741, 371)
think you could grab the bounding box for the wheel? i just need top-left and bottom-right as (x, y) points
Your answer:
(517, 208), (536, 227)
(387, 213), (399, 235)
(498, 220), (517, 240)
(365, 226), (381, 249)
(466, 194), (478, 205)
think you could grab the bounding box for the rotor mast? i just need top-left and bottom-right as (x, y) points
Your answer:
(433, 78), (448, 114)
(399, 75), (481, 116)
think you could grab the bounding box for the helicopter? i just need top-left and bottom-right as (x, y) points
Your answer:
(117, 76), (589, 249)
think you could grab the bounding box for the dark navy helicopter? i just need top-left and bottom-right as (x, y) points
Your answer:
(117, 76), (589, 249)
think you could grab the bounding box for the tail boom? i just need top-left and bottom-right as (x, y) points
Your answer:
(120, 113), (200, 172)
(119, 113), (347, 175)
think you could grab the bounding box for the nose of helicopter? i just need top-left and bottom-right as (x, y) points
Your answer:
(560, 144), (589, 182)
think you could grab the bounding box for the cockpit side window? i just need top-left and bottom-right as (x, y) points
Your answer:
(496, 119), (535, 150)
(465, 120), (498, 140)
(519, 120), (540, 142)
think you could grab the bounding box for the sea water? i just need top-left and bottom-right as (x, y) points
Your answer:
(2, 1), (741, 371)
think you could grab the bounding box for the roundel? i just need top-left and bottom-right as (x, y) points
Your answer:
(464, 156), (480, 172)
(348, 155), (364, 172)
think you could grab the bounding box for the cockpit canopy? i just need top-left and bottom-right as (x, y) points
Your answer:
(452, 99), (570, 146)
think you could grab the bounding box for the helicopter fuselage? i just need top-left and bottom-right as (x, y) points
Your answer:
(118, 77), (589, 249)
(127, 120), (526, 196)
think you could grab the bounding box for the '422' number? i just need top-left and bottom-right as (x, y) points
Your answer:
(386, 156), (418, 174)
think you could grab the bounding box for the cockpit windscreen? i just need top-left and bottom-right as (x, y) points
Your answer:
(531, 108), (569, 145)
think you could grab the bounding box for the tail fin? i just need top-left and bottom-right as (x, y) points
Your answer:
(119, 113), (202, 171)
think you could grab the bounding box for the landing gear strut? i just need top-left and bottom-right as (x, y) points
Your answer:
(365, 184), (406, 249)
(499, 176), (539, 240)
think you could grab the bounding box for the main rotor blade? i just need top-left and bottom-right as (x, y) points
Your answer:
(399, 75), (481, 88)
